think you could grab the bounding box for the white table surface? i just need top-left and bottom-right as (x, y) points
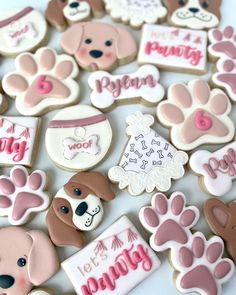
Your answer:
(0, 0), (236, 294)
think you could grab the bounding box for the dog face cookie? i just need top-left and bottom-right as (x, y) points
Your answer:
(88, 65), (165, 110)
(2, 47), (79, 116)
(138, 25), (207, 74)
(157, 80), (235, 151)
(108, 112), (188, 196)
(0, 166), (49, 225)
(45, 0), (105, 31)
(45, 105), (112, 171)
(62, 216), (160, 295)
(0, 116), (41, 167)
(0, 227), (59, 295)
(104, 0), (167, 29)
(0, 7), (47, 57)
(164, 0), (221, 30)
(46, 171), (115, 248)
(190, 140), (236, 197)
(61, 22), (137, 71)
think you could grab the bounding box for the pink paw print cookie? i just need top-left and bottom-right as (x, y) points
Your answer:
(172, 232), (235, 295)
(0, 166), (50, 225)
(2, 47), (80, 116)
(139, 192), (199, 252)
(157, 79), (234, 151)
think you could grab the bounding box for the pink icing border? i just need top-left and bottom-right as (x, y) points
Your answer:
(0, 7), (33, 28)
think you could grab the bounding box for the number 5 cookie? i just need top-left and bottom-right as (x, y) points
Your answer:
(2, 47), (80, 116)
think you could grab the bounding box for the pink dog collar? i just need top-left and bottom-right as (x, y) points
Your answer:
(0, 7), (33, 28)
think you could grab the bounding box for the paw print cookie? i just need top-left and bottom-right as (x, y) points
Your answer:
(45, 0), (105, 32)
(2, 47), (80, 116)
(157, 80), (235, 151)
(0, 7), (47, 57)
(0, 94), (8, 114)
(104, 0), (167, 29)
(108, 112), (188, 196)
(172, 232), (234, 295)
(61, 22), (137, 71)
(0, 166), (50, 226)
(139, 192), (199, 252)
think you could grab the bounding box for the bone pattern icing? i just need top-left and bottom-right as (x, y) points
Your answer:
(190, 140), (236, 197)
(108, 112), (188, 196)
(88, 65), (165, 109)
(138, 25), (207, 73)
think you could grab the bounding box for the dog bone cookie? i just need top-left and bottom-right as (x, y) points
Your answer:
(163, 0), (222, 30)
(208, 26), (236, 102)
(62, 216), (160, 295)
(46, 171), (115, 248)
(2, 47), (79, 116)
(157, 79), (235, 151)
(104, 0), (167, 29)
(0, 7), (47, 57)
(171, 232), (234, 295)
(88, 65), (165, 110)
(204, 198), (236, 263)
(0, 116), (41, 167)
(0, 93), (8, 114)
(0, 226), (59, 295)
(61, 22), (137, 71)
(45, 0), (105, 32)
(45, 105), (112, 172)
(0, 166), (50, 225)
(190, 140), (236, 197)
(138, 25), (207, 74)
(108, 112), (188, 196)
(139, 192), (200, 252)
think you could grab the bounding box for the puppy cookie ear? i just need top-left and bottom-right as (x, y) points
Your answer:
(45, 0), (67, 31)
(27, 230), (59, 285)
(61, 23), (84, 55)
(115, 26), (137, 60)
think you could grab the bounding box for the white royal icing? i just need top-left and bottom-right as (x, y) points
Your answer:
(138, 25), (207, 73)
(62, 216), (160, 295)
(190, 140), (236, 197)
(29, 290), (51, 295)
(63, 0), (91, 22)
(104, 0), (167, 28)
(88, 65), (165, 110)
(108, 112), (188, 196)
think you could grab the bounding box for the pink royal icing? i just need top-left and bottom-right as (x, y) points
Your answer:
(35, 75), (53, 94)
(0, 7), (33, 28)
(194, 111), (213, 131)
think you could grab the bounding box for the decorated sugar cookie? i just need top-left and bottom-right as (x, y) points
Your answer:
(108, 112), (188, 196)
(104, 0), (167, 29)
(157, 80), (235, 151)
(61, 22), (137, 71)
(0, 166), (50, 226)
(138, 25), (207, 74)
(190, 139), (236, 197)
(0, 93), (8, 114)
(29, 290), (72, 295)
(2, 47), (80, 116)
(45, 105), (112, 171)
(208, 26), (236, 102)
(88, 65), (165, 110)
(163, 0), (222, 30)
(0, 227), (59, 295)
(62, 216), (160, 295)
(0, 7), (47, 57)
(0, 116), (41, 167)
(45, 0), (105, 32)
(46, 171), (115, 248)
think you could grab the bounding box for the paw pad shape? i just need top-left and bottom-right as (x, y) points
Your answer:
(2, 47), (80, 116)
(174, 233), (235, 295)
(157, 80), (234, 150)
(0, 166), (49, 225)
(139, 192), (199, 252)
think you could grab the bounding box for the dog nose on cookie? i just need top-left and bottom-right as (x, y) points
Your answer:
(89, 50), (104, 59)
(0, 275), (15, 289)
(189, 7), (199, 13)
(75, 202), (88, 216)
(69, 2), (79, 8)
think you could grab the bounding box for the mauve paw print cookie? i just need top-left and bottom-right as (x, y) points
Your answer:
(2, 47), (80, 116)
(104, 0), (167, 29)
(0, 7), (47, 57)
(157, 80), (235, 151)
(0, 166), (50, 226)
(61, 22), (137, 71)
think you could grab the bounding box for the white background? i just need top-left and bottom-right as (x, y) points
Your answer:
(0, 0), (236, 294)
